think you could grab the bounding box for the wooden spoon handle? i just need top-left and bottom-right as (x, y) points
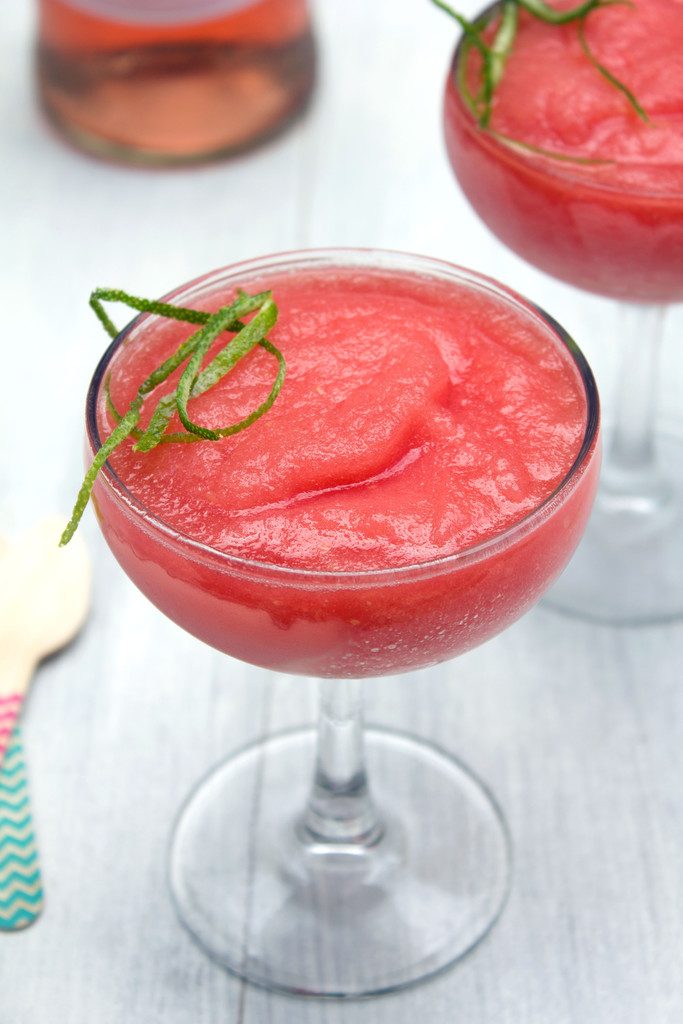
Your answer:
(0, 725), (44, 930)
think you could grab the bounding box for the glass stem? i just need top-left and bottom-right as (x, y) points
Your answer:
(604, 303), (668, 501)
(301, 679), (383, 847)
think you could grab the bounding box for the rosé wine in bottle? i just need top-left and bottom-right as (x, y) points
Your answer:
(36, 0), (316, 165)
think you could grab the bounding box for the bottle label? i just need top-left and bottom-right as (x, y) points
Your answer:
(59, 0), (260, 25)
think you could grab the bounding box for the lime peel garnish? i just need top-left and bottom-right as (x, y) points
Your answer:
(60, 287), (285, 546)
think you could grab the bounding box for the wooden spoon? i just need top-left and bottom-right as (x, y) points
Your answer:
(0, 517), (91, 765)
(0, 518), (90, 930)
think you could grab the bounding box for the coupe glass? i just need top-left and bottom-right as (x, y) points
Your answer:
(444, 21), (683, 625)
(85, 250), (599, 997)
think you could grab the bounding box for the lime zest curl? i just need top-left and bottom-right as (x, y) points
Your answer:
(577, 16), (649, 123)
(60, 287), (285, 546)
(60, 397), (143, 547)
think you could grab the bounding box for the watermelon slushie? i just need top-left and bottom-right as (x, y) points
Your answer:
(87, 252), (599, 675)
(444, 0), (683, 301)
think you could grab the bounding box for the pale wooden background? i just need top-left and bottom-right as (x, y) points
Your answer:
(1, 1), (683, 1022)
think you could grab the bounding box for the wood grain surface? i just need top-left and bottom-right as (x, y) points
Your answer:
(1, 1), (682, 1021)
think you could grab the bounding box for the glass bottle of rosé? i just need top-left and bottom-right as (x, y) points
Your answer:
(36, 0), (316, 165)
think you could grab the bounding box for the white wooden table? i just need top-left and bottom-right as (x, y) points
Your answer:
(2, 1), (683, 1021)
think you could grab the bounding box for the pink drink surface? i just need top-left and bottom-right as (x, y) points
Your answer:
(93, 263), (597, 676)
(444, 0), (683, 300)
(103, 268), (584, 569)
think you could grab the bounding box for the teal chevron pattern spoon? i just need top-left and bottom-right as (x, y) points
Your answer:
(0, 726), (43, 930)
(0, 517), (90, 932)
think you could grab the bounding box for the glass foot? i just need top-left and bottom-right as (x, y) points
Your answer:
(169, 727), (511, 998)
(545, 428), (683, 625)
